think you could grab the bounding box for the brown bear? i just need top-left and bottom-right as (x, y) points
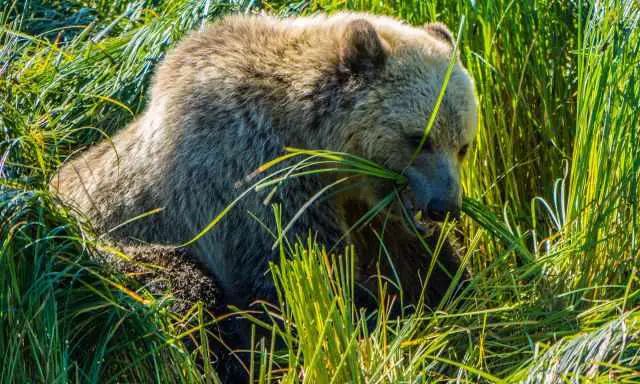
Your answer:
(52, 11), (476, 334)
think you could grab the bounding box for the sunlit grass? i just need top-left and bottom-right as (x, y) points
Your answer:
(2, 0), (639, 382)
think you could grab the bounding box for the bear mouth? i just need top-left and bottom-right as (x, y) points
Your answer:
(400, 190), (439, 237)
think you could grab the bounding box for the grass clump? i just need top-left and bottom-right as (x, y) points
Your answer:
(0, 189), (210, 382)
(2, 0), (640, 382)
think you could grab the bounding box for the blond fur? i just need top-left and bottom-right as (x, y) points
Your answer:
(52, 12), (477, 309)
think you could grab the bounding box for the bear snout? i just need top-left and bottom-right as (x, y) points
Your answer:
(426, 198), (461, 221)
(404, 167), (461, 223)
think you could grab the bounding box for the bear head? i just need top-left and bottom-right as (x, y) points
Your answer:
(334, 17), (478, 227)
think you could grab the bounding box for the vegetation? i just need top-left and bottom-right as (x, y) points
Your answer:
(1, 0), (639, 382)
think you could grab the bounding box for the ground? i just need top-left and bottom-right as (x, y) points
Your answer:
(105, 245), (221, 316)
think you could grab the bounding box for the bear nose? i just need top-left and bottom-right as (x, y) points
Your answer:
(426, 199), (461, 222)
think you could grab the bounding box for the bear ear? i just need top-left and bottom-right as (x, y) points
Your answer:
(339, 19), (388, 75)
(425, 22), (455, 47)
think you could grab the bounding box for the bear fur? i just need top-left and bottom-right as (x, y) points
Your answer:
(51, 12), (477, 319)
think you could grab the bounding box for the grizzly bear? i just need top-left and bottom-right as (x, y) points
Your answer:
(52, 11), (477, 333)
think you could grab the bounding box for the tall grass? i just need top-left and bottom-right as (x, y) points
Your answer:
(1, 0), (639, 382)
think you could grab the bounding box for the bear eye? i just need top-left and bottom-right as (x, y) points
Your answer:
(458, 144), (470, 158)
(408, 135), (433, 152)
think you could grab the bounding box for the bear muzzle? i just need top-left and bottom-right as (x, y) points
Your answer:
(403, 165), (461, 227)
(425, 198), (461, 221)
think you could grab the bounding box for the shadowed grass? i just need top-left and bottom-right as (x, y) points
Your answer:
(2, 0), (640, 382)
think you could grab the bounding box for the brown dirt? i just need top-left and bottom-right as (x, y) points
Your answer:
(103, 244), (250, 381)
(104, 244), (222, 315)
